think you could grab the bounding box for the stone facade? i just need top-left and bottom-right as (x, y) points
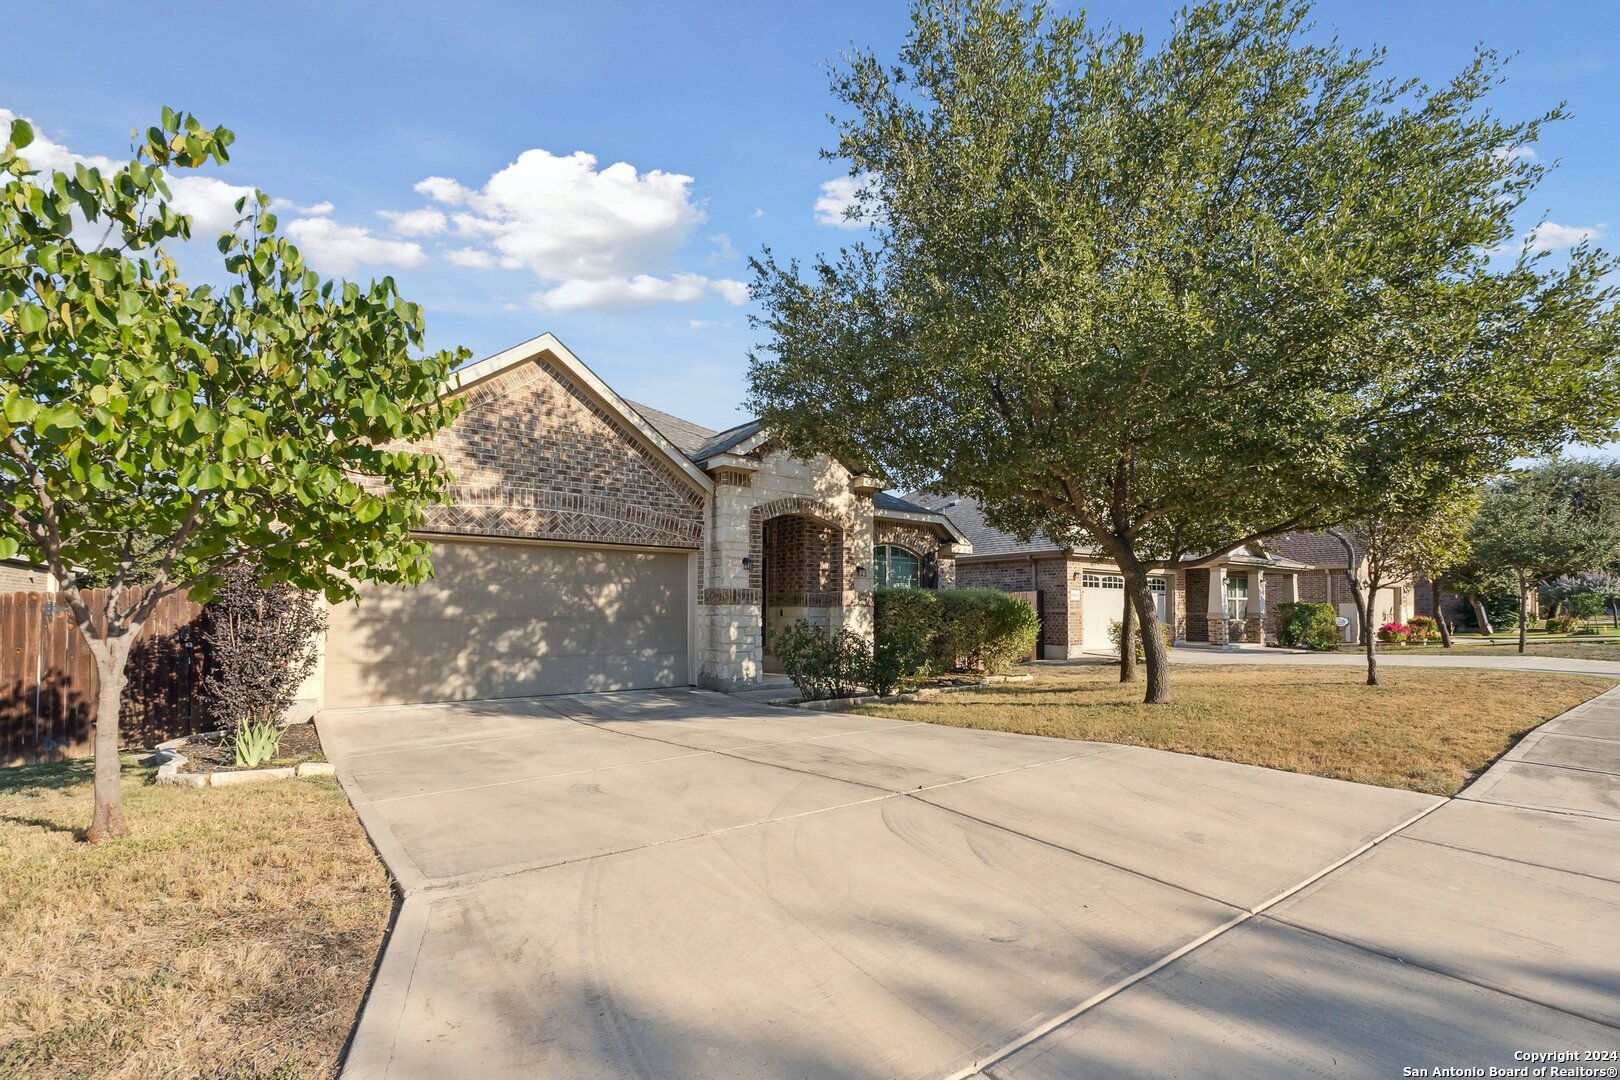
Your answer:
(699, 448), (875, 691)
(408, 357), (706, 549)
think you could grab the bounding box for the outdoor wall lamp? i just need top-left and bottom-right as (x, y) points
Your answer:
(741, 556), (754, 568)
(855, 565), (869, 578)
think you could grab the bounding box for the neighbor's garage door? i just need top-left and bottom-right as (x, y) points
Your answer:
(323, 539), (690, 709)
(1081, 572), (1167, 651)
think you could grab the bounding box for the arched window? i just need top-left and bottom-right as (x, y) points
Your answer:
(874, 545), (921, 588)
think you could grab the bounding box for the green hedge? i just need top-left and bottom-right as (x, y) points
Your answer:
(875, 585), (1038, 676)
(1276, 601), (1340, 651)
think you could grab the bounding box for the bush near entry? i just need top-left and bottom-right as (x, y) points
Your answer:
(1107, 618), (1173, 660)
(1276, 601), (1341, 651)
(930, 588), (1040, 674)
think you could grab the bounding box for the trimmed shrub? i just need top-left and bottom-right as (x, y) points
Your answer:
(1545, 615), (1579, 634)
(1406, 615), (1438, 644)
(874, 585), (942, 683)
(1480, 594), (1520, 630)
(771, 620), (871, 701)
(1107, 618), (1173, 660)
(932, 588), (1040, 674)
(1377, 621), (1411, 643)
(1276, 601), (1340, 650)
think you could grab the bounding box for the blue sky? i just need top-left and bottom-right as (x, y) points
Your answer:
(3, 0), (1616, 432)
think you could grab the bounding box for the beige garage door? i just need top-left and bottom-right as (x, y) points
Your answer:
(324, 539), (691, 709)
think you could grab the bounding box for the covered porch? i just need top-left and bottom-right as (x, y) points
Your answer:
(1178, 549), (1316, 647)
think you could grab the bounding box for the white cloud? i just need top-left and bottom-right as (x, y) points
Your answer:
(169, 175), (258, 237)
(285, 218), (427, 275)
(409, 147), (739, 310)
(379, 207), (448, 236)
(814, 174), (881, 230)
(1493, 145), (1537, 164)
(532, 273), (748, 313)
(273, 198), (334, 216)
(707, 232), (739, 264)
(750, 208), (766, 218)
(445, 246), (497, 269)
(413, 176), (467, 205)
(711, 278), (749, 305)
(1526, 221), (1603, 253)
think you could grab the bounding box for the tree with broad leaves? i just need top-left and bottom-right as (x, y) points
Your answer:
(1469, 460), (1620, 654)
(0, 111), (466, 841)
(746, 0), (1620, 702)
(1326, 489), (1478, 685)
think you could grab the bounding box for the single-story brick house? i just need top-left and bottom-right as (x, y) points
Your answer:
(308, 334), (968, 709)
(908, 494), (1418, 658)
(306, 333), (1418, 709)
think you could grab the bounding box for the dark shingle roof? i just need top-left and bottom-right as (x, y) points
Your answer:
(624, 401), (720, 457)
(903, 492), (1070, 558)
(872, 491), (934, 514)
(690, 419), (763, 463)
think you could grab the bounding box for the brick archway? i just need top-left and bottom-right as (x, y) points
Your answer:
(747, 497), (855, 598)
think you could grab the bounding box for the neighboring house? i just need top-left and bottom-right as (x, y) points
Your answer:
(306, 334), (967, 709)
(0, 558), (57, 593)
(1269, 532), (1419, 642)
(907, 494), (1330, 657)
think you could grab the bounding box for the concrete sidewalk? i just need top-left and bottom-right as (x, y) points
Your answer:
(974, 688), (1620, 1078)
(325, 686), (1620, 1079)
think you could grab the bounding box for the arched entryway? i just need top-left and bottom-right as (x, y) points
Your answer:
(751, 499), (853, 673)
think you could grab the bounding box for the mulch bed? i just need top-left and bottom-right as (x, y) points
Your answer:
(176, 722), (326, 775)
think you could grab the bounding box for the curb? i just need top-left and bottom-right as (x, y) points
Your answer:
(775, 673), (1036, 712)
(151, 732), (335, 787)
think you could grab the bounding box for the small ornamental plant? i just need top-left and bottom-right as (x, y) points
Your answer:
(1377, 621), (1411, 644)
(1406, 615), (1439, 644)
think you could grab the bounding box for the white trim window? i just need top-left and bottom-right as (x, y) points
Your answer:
(1082, 572), (1125, 589)
(875, 545), (921, 588)
(1224, 572), (1249, 620)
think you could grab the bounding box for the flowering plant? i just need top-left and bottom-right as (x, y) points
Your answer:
(1377, 621), (1411, 643)
(1406, 615), (1438, 644)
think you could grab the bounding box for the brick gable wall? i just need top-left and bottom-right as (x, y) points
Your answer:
(402, 358), (705, 549)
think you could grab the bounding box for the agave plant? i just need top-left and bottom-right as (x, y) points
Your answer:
(233, 720), (284, 769)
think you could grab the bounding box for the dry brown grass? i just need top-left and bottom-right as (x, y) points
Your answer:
(859, 665), (1615, 795)
(0, 757), (392, 1079)
(1404, 640), (1620, 660)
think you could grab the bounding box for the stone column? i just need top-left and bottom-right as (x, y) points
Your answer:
(1207, 565), (1228, 646)
(1251, 569), (1266, 644)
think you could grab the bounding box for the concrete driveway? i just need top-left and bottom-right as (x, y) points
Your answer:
(323, 688), (1620, 1079)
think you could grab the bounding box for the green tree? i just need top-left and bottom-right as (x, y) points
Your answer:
(0, 113), (465, 840)
(747, 0), (1620, 702)
(1326, 489), (1477, 684)
(1469, 460), (1620, 654)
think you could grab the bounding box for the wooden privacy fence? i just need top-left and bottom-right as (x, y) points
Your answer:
(1007, 590), (1042, 662)
(1, 587), (212, 766)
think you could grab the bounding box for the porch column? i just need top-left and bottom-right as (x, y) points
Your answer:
(1251, 569), (1266, 644)
(1207, 565), (1228, 646)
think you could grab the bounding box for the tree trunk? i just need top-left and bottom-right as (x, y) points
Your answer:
(1327, 530), (1377, 686)
(1468, 592), (1493, 636)
(1518, 574), (1530, 655)
(1119, 588), (1139, 682)
(1121, 566), (1170, 704)
(1437, 593), (1454, 648)
(87, 640), (132, 842)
